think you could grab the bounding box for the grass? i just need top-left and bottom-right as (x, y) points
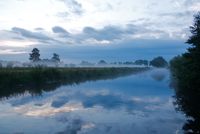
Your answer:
(0, 67), (149, 99)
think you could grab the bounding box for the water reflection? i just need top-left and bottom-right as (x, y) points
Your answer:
(0, 69), (186, 134)
(150, 69), (167, 82)
(173, 80), (200, 133)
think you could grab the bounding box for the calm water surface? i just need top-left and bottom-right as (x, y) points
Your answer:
(0, 69), (186, 134)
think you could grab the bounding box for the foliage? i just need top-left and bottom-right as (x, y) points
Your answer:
(0, 67), (149, 100)
(134, 60), (148, 66)
(98, 60), (107, 65)
(150, 56), (168, 68)
(29, 48), (40, 62)
(51, 53), (60, 62)
(170, 12), (200, 133)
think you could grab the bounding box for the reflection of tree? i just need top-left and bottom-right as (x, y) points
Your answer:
(151, 73), (166, 81)
(0, 67), (148, 100)
(173, 84), (200, 134)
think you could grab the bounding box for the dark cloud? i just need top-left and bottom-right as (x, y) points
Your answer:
(51, 96), (69, 108)
(52, 26), (70, 35)
(80, 25), (137, 41)
(12, 27), (53, 41)
(34, 27), (45, 31)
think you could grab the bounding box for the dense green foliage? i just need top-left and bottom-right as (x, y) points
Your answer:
(0, 67), (149, 99)
(170, 12), (200, 133)
(150, 56), (168, 68)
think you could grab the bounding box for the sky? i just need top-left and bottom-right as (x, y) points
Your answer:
(0, 0), (200, 63)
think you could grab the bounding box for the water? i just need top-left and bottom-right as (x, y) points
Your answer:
(0, 69), (186, 134)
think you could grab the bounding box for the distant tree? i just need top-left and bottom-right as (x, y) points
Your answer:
(123, 61), (134, 65)
(51, 53), (60, 62)
(29, 48), (40, 62)
(0, 63), (2, 68)
(98, 60), (107, 65)
(150, 56), (168, 68)
(134, 60), (148, 66)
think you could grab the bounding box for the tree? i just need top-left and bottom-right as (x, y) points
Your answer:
(98, 60), (107, 65)
(51, 53), (60, 62)
(170, 12), (200, 133)
(134, 60), (148, 66)
(184, 12), (200, 67)
(29, 48), (40, 62)
(150, 56), (168, 68)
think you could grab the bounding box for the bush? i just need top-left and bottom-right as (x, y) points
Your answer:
(150, 56), (168, 68)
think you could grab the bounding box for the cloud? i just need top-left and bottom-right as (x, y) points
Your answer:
(51, 96), (69, 108)
(34, 27), (45, 31)
(56, 12), (69, 18)
(58, 0), (83, 15)
(52, 26), (70, 36)
(56, 118), (83, 134)
(82, 94), (134, 109)
(0, 22), (187, 49)
(183, 0), (200, 6)
(78, 25), (137, 43)
(0, 49), (26, 55)
(12, 27), (53, 41)
(159, 11), (194, 18)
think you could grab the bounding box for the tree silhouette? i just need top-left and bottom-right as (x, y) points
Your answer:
(52, 53), (60, 62)
(29, 48), (40, 62)
(98, 60), (107, 65)
(184, 12), (200, 67)
(150, 56), (168, 68)
(170, 12), (200, 134)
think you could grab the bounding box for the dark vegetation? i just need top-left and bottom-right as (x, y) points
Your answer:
(29, 48), (60, 63)
(134, 60), (148, 66)
(170, 12), (200, 133)
(150, 56), (168, 68)
(0, 67), (149, 100)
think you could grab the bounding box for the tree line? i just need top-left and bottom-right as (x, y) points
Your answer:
(29, 48), (60, 62)
(29, 48), (168, 68)
(170, 12), (200, 133)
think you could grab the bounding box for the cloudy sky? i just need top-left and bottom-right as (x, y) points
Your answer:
(0, 0), (199, 62)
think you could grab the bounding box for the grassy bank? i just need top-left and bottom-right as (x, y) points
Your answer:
(0, 67), (149, 99)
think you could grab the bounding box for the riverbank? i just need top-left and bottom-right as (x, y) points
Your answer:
(0, 67), (149, 99)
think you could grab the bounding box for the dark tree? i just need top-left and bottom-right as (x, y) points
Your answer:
(134, 60), (148, 66)
(51, 53), (60, 62)
(98, 60), (107, 65)
(29, 48), (40, 62)
(170, 12), (200, 134)
(150, 56), (168, 68)
(184, 12), (200, 67)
